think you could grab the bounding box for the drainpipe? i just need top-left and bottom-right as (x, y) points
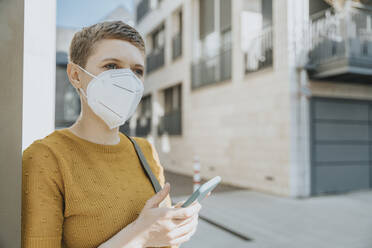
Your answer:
(289, 0), (312, 198)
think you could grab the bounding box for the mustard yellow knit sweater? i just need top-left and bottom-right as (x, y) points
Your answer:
(22, 128), (172, 248)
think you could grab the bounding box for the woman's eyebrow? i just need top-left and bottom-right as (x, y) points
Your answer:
(100, 58), (144, 68)
(101, 58), (122, 63)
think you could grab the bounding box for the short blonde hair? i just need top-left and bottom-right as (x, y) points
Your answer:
(69, 20), (146, 68)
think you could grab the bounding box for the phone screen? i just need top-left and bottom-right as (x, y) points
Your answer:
(181, 176), (221, 207)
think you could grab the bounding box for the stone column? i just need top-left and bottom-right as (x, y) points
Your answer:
(0, 0), (24, 247)
(0, 0), (57, 246)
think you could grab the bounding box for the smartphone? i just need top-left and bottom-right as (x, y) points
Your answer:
(180, 176), (221, 208)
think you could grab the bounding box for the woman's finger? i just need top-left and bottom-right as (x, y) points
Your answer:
(169, 201), (201, 220)
(172, 212), (197, 227)
(183, 213), (198, 227)
(168, 216), (198, 242)
(169, 225), (198, 246)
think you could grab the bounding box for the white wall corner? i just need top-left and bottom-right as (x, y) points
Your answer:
(288, 0), (311, 198)
(22, 0), (57, 151)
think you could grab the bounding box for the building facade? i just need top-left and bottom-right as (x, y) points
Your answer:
(134, 0), (372, 197)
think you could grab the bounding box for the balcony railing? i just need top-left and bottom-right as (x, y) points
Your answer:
(172, 32), (182, 60)
(305, 7), (372, 81)
(135, 116), (152, 137)
(158, 110), (182, 136)
(136, 0), (150, 23)
(146, 46), (165, 74)
(244, 27), (273, 73)
(191, 43), (232, 89)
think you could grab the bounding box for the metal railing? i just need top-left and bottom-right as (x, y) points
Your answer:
(157, 110), (182, 135)
(135, 116), (152, 137)
(191, 43), (232, 89)
(306, 7), (372, 67)
(172, 32), (182, 60)
(136, 0), (150, 23)
(146, 46), (165, 74)
(244, 27), (273, 73)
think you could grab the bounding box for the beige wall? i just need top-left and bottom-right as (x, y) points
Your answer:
(160, 69), (291, 197)
(0, 0), (24, 247)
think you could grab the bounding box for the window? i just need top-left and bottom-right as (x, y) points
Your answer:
(55, 51), (81, 129)
(152, 25), (165, 51)
(146, 23), (165, 73)
(172, 9), (183, 60)
(220, 0), (232, 32)
(199, 0), (215, 40)
(199, 0), (231, 39)
(262, 0), (272, 28)
(158, 84), (182, 135)
(136, 0), (150, 23)
(135, 94), (152, 137)
(192, 0), (232, 89)
(241, 0), (273, 73)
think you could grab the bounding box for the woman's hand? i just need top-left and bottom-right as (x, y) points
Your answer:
(133, 182), (202, 247)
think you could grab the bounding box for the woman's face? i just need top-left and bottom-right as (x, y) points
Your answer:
(71, 38), (145, 97)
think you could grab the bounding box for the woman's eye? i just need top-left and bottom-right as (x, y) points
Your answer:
(134, 69), (143, 76)
(104, 63), (118, 70)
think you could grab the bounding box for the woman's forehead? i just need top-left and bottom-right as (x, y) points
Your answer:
(88, 39), (144, 66)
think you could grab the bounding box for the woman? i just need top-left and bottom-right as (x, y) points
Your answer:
(21, 20), (206, 248)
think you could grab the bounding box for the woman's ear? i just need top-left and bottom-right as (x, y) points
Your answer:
(66, 62), (81, 89)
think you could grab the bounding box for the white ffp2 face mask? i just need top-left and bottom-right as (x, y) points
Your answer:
(76, 64), (144, 129)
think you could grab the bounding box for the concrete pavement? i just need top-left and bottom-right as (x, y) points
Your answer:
(165, 171), (372, 248)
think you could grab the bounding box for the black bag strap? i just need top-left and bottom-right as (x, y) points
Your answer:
(125, 134), (162, 193)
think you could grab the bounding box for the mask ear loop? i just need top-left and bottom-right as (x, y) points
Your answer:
(78, 87), (88, 101)
(75, 63), (97, 79)
(72, 63), (96, 101)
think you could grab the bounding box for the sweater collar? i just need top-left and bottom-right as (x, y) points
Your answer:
(57, 128), (128, 153)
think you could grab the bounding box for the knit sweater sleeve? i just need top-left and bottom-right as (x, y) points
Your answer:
(22, 142), (65, 248)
